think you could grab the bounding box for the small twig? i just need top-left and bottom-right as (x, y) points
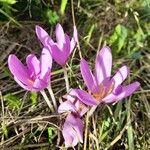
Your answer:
(40, 90), (54, 113)
(71, 0), (82, 59)
(0, 92), (4, 116)
(10, 143), (51, 150)
(83, 112), (89, 150)
(92, 116), (99, 150)
(106, 122), (129, 149)
(89, 133), (99, 150)
(88, 105), (97, 117)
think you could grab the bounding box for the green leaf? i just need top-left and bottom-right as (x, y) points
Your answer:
(30, 92), (38, 107)
(131, 51), (141, 59)
(0, 8), (22, 27)
(126, 100), (135, 150)
(127, 125), (135, 150)
(0, 0), (17, 5)
(45, 9), (59, 25)
(86, 24), (95, 43)
(103, 117), (111, 130)
(109, 24), (128, 53)
(1, 122), (8, 139)
(4, 93), (21, 110)
(60, 0), (68, 15)
(47, 127), (57, 143)
(134, 27), (145, 44)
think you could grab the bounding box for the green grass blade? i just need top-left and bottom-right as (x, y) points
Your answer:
(0, 8), (22, 27)
(126, 99), (135, 150)
(60, 0), (68, 15)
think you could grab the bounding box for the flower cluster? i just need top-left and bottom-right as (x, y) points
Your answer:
(8, 23), (140, 148)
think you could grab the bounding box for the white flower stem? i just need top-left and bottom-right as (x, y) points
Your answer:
(47, 84), (57, 111)
(88, 105), (97, 117)
(63, 66), (69, 92)
(71, 0), (82, 59)
(40, 90), (54, 113)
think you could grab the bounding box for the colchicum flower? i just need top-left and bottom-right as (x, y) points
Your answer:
(69, 46), (140, 105)
(61, 114), (83, 147)
(35, 23), (78, 67)
(58, 94), (88, 147)
(8, 48), (52, 91)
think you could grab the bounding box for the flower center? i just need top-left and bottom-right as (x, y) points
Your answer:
(78, 102), (87, 113)
(27, 72), (35, 86)
(73, 98), (87, 114)
(92, 82), (114, 102)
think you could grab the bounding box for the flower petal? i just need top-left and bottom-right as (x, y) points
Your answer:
(102, 82), (140, 103)
(26, 54), (40, 76)
(80, 59), (98, 92)
(32, 78), (48, 91)
(112, 65), (129, 89)
(62, 114), (83, 147)
(69, 89), (97, 106)
(58, 100), (77, 114)
(40, 48), (52, 79)
(8, 55), (29, 85)
(74, 100), (89, 116)
(64, 94), (89, 116)
(14, 77), (31, 91)
(55, 23), (65, 49)
(64, 33), (71, 55)
(50, 44), (67, 66)
(70, 26), (78, 52)
(95, 46), (112, 84)
(35, 25), (50, 45)
(51, 34), (70, 66)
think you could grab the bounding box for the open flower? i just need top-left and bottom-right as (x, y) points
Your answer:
(58, 94), (88, 147)
(36, 23), (78, 67)
(8, 48), (52, 91)
(69, 46), (140, 105)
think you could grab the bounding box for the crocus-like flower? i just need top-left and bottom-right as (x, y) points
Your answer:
(62, 113), (83, 147)
(69, 46), (140, 105)
(8, 48), (52, 91)
(58, 94), (88, 147)
(58, 94), (89, 117)
(35, 23), (78, 67)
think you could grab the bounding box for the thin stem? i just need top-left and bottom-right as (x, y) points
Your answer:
(83, 112), (89, 150)
(47, 84), (57, 111)
(88, 105), (97, 117)
(63, 66), (69, 92)
(71, 0), (82, 59)
(40, 90), (54, 113)
(71, 0), (75, 27)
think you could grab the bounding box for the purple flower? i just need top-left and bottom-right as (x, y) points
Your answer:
(62, 114), (83, 147)
(58, 94), (88, 147)
(35, 23), (78, 67)
(58, 94), (89, 117)
(8, 48), (52, 91)
(69, 46), (140, 105)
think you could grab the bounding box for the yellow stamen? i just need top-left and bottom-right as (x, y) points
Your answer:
(92, 81), (115, 102)
(106, 81), (115, 96)
(27, 79), (34, 86)
(78, 102), (86, 113)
